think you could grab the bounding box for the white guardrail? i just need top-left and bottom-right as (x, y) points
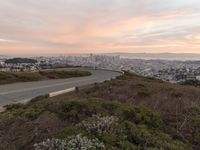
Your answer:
(50, 69), (123, 98)
(49, 69), (124, 98)
(49, 87), (76, 97)
(0, 107), (5, 112)
(0, 69), (124, 113)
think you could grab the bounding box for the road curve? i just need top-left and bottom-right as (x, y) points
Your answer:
(0, 69), (121, 107)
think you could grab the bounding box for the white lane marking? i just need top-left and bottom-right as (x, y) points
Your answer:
(0, 77), (97, 95)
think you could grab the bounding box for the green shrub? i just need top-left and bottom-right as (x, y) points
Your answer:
(118, 121), (189, 150)
(23, 108), (42, 119)
(0, 98), (191, 150)
(59, 100), (91, 122)
(101, 132), (117, 146)
(58, 126), (85, 138)
(186, 107), (200, 144)
(15, 134), (33, 150)
(4, 103), (27, 111)
(122, 105), (162, 128)
(59, 99), (121, 122)
(181, 80), (200, 87)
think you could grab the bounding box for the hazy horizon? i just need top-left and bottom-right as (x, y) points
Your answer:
(3, 52), (200, 59)
(0, 0), (200, 55)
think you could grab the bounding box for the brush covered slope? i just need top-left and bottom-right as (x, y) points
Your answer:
(1, 72), (200, 149)
(0, 70), (91, 84)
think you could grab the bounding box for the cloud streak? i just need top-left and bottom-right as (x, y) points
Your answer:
(0, 0), (200, 55)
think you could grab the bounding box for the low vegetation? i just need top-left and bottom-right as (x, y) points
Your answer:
(0, 99), (189, 150)
(1, 72), (200, 149)
(180, 79), (200, 87)
(0, 70), (91, 84)
(5, 58), (37, 64)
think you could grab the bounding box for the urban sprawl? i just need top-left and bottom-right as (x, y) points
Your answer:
(1, 54), (200, 83)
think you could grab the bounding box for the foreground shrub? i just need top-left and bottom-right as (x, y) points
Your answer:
(0, 99), (191, 149)
(77, 115), (119, 136)
(180, 107), (200, 145)
(122, 105), (162, 128)
(34, 134), (105, 150)
(118, 121), (188, 150)
(4, 103), (26, 110)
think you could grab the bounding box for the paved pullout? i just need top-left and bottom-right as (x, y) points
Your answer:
(0, 69), (121, 106)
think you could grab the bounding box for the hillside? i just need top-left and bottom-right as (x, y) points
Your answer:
(1, 72), (200, 149)
(5, 58), (37, 64)
(0, 70), (91, 85)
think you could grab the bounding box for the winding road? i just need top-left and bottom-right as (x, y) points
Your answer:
(0, 69), (121, 107)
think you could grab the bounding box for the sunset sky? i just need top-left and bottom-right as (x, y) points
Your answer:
(0, 0), (200, 55)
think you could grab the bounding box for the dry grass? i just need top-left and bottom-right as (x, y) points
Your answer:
(80, 73), (200, 115)
(70, 72), (200, 149)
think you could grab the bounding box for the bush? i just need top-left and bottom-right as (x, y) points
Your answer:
(58, 99), (121, 122)
(34, 134), (105, 150)
(59, 100), (91, 122)
(122, 105), (162, 128)
(0, 99), (191, 150)
(118, 121), (189, 150)
(58, 126), (83, 138)
(77, 115), (119, 136)
(4, 103), (26, 110)
(23, 108), (43, 119)
(184, 107), (200, 144)
(181, 80), (200, 87)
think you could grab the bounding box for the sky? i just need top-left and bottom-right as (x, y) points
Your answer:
(0, 0), (200, 55)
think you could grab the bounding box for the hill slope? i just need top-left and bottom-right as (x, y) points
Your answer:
(1, 72), (200, 149)
(0, 70), (91, 85)
(5, 58), (37, 64)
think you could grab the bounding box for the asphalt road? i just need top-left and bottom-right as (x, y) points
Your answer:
(0, 69), (121, 107)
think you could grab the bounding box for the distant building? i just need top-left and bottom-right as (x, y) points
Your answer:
(196, 76), (200, 81)
(175, 74), (187, 81)
(186, 74), (196, 81)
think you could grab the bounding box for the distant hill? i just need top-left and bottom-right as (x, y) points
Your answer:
(0, 55), (8, 58)
(5, 58), (37, 64)
(105, 52), (200, 60)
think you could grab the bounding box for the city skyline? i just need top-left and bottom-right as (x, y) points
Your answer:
(0, 0), (200, 55)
